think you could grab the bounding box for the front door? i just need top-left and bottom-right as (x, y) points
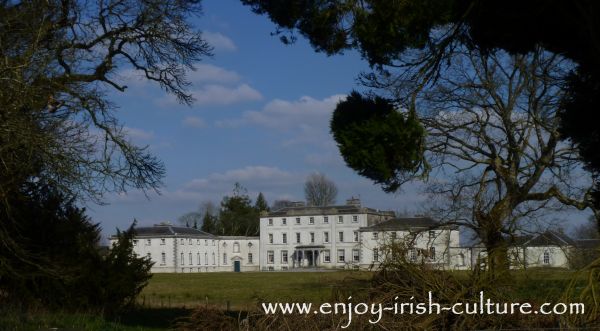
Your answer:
(234, 260), (241, 272)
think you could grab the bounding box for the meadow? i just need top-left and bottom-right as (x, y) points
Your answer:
(0, 268), (583, 330)
(138, 270), (373, 310)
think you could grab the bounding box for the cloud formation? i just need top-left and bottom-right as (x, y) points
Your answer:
(202, 31), (237, 52)
(184, 166), (299, 192)
(182, 116), (207, 128)
(123, 126), (154, 141)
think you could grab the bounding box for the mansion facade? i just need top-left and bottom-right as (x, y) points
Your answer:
(114, 198), (598, 273)
(258, 198), (467, 271)
(109, 224), (259, 273)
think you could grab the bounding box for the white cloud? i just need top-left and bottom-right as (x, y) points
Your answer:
(191, 84), (263, 106)
(216, 94), (345, 146)
(203, 31), (237, 52)
(123, 126), (154, 140)
(182, 116), (206, 128)
(233, 95), (345, 129)
(187, 64), (241, 84)
(157, 83), (262, 108)
(184, 166), (300, 192)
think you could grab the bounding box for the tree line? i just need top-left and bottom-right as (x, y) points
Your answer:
(177, 173), (340, 236)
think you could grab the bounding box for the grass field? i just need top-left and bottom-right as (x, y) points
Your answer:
(138, 270), (373, 310)
(1, 268), (585, 330)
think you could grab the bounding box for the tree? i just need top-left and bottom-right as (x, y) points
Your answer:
(255, 192), (270, 212)
(179, 212), (202, 229)
(241, 0), (600, 211)
(272, 199), (294, 210)
(218, 183), (260, 236)
(304, 173), (338, 206)
(0, 185), (152, 312)
(200, 210), (217, 234)
(1, 0), (210, 282)
(333, 48), (599, 276)
(573, 216), (600, 240)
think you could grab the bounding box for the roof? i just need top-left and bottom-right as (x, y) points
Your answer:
(111, 224), (217, 239)
(358, 217), (454, 232)
(219, 236), (260, 240)
(518, 230), (575, 247)
(265, 204), (393, 217)
(574, 239), (600, 249)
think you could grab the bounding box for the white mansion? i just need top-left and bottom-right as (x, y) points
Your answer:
(114, 198), (596, 273)
(110, 224), (259, 273)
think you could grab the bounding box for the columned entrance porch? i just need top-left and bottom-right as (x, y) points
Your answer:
(293, 245), (325, 268)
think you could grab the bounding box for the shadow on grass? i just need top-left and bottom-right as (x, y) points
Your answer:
(116, 307), (192, 329)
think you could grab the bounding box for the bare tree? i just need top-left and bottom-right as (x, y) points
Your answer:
(1, 0), (210, 283)
(304, 173), (338, 206)
(366, 48), (599, 276)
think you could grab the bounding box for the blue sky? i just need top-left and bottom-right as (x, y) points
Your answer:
(90, 0), (592, 240)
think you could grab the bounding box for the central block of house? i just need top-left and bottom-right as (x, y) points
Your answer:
(259, 198), (399, 271)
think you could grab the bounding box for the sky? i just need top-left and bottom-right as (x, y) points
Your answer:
(89, 0), (592, 241)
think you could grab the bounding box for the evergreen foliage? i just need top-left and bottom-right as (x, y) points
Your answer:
(331, 92), (427, 192)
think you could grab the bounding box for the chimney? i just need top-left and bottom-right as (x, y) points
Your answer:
(346, 197), (361, 207)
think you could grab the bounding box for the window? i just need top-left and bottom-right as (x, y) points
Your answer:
(354, 231), (359, 242)
(282, 218), (287, 225)
(309, 217), (314, 224)
(197, 239), (201, 245)
(248, 253), (253, 264)
(391, 232), (397, 239)
(189, 253), (192, 265)
(373, 248), (379, 262)
(180, 252), (184, 265)
(223, 253), (227, 265)
(161, 252), (166, 265)
(212, 240), (215, 246)
(338, 231), (344, 242)
(146, 239), (151, 246)
(212, 252), (215, 265)
(410, 248), (417, 262)
(282, 250), (288, 263)
(188, 238), (192, 245)
(429, 247), (436, 261)
(133, 240), (138, 246)
(282, 233), (287, 244)
(352, 215), (358, 223)
(205, 240), (208, 246)
(429, 231), (436, 239)
(324, 216), (329, 224)
(324, 232), (329, 243)
(160, 238), (166, 245)
(268, 218), (273, 226)
(181, 239), (184, 245)
(338, 249), (345, 262)
(310, 232), (315, 243)
(372, 232), (379, 240)
(296, 232), (301, 244)
(353, 249), (360, 262)
(204, 253), (208, 265)
(323, 250), (331, 263)
(233, 242), (240, 253)
(295, 217), (301, 225)
(267, 250), (274, 264)
(338, 216), (343, 224)
(147, 253), (152, 260)
(268, 233), (273, 244)
(543, 251), (550, 264)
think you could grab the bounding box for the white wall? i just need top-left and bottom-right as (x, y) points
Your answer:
(259, 213), (367, 270)
(359, 228), (461, 270)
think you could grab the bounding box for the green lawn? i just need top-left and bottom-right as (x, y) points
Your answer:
(1, 269), (584, 330)
(139, 271), (373, 310)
